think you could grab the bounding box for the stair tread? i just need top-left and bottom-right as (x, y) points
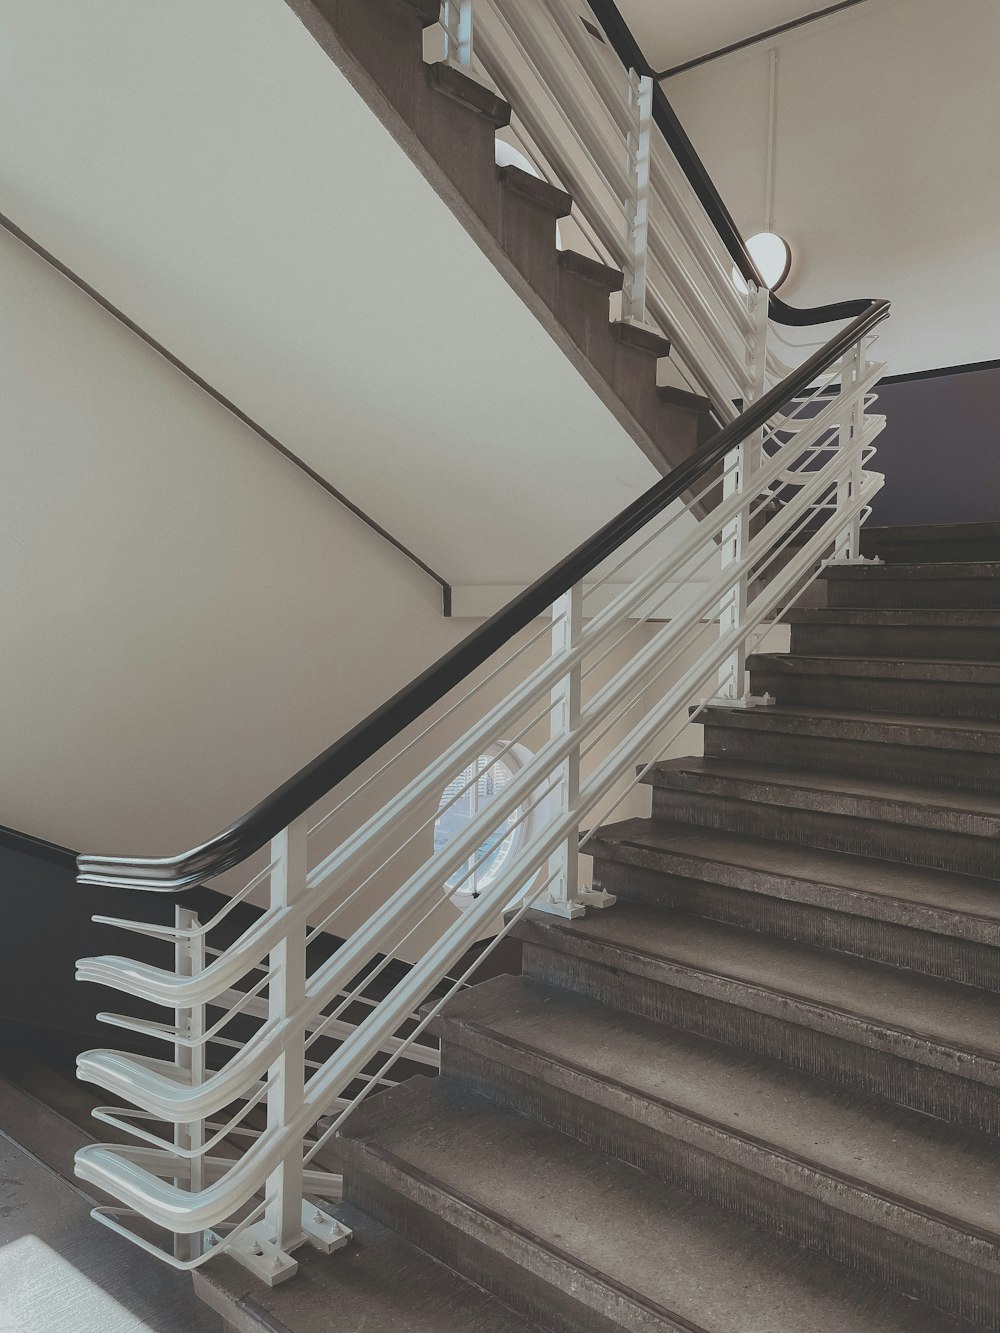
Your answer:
(196, 1200), (546, 1333)
(557, 248), (623, 290)
(786, 607), (1000, 625)
(343, 1078), (976, 1333)
(749, 654), (1000, 682)
(427, 62), (512, 126)
(498, 164), (572, 215)
(439, 973), (1000, 1243)
(520, 903), (1000, 1062)
(649, 755), (1000, 823)
(699, 703), (1000, 746)
(823, 561), (1000, 579)
(590, 816), (1000, 928)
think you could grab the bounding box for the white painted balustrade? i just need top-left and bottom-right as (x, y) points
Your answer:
(70, 0), (889, 1289)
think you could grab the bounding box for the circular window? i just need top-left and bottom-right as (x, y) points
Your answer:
(434, 744), (531, 899)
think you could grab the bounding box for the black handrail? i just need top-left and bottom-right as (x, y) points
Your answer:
(78, 298), (889, 891)
(585, 0), (873, 327)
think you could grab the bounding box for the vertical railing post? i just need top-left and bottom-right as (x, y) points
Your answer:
(709, 283), (774, 707)
(174, 906), (205, 1265)
(622, 69), (653, 326)
(441, 0), (474, 70)
(263, 815), (309, 1265)
(537, 586), (614, 918)
(833, 337), (872, 563)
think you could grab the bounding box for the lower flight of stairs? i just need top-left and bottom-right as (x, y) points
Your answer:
(332, 524), (1000, 1333)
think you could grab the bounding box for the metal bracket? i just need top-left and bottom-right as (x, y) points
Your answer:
(302, 1202), (352, 1255)
(576, 887), (616, 909)
(534, 894), (586, 919)
(534, 884), (616, 918)
(223, 1203), (351, 1286)
(224, 1221), (301, 1287)
(700, 691), (776, 711)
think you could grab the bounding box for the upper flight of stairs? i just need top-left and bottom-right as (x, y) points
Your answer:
(321, 525), (1000, 1333)
(282, 0), (715, 476)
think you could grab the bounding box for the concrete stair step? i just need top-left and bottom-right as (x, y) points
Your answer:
(785, 606), (1000, 659)
(645, 756), (1000, 878)
(698, 704), (1000, 792)
(427, 61), (512, 125)
(861, 523), (1000, 564)
(613, 320), (672, 357)
(515, 902), (1000, 1134)
(556, 247), (623, 291)
(433, 973), (1000, 1327)
(822, 561), (1000, 608)
(588, 816), (1000, 988)
(338, 1076), (984, 1333)
(286, 0), (711, 476)
(748, 653), (1000, 721)
(196, 1200), (546, 1333)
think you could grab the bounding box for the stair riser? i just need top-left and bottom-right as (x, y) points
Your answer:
(861, 539), (1000, 564)
(749, 670), (1000, 721)
(592, 859), (1000, 990)
(790, 624), (1000, 659)
(521, 941), (1000, 1135)
(650, 786), (996, 877)
(441, 1039), (1000, 1328)
(703, 725), (1000, 793)
(341, 1142), (684, 1333)
(826, 578), (1000, 608)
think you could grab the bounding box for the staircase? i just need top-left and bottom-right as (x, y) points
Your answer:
(323, 531), (1000, 1333)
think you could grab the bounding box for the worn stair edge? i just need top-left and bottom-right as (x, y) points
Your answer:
(432, 974), (1000, 1325)
(747, 654), (1000, 684)
(588, 819), (1000, 989)
(645, 758), (1000, 839)
(822, 562), (1000, 581)
(498, 164), (573, 216)
(427, 61), (512, 125)
(644, 758), (1000, 877)
(339, 1077), (983, 1333)
(613, 321), (672, 357)
(658, 384), (713, 415)
(697, 706), (1000, 792)
(785, 607), (1000, 626)
(195, 1200), (547, 1333)
(557, 248), (624, 291)
(515, 907), (1000, 1134)
(699, 705), (1000, 755)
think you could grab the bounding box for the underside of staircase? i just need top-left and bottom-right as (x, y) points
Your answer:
(281, 0), (716, 481)
(198, 523), (1000, 1333)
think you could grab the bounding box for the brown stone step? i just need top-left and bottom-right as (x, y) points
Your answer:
(516, 899), (1000, 1135)
(434, 972), (1000, 1327)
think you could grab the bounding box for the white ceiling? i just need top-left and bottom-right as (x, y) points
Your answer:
(619, 0), (852, 71)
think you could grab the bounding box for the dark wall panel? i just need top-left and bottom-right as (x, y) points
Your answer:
(869, 367), (1000, 525)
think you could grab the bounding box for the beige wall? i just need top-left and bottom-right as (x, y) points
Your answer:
(0, 227), (472, 854)
(666, 0), (1000, 375)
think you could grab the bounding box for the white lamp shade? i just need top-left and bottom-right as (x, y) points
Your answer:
(732, 231), (792, 293)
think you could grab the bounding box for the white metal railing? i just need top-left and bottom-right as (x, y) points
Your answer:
(69, 0), (890, 1290)
(464, 0), (758, 413)
(73, 317), (885, 1281)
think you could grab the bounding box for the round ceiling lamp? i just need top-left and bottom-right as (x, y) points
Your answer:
(732, 231), (792, 294)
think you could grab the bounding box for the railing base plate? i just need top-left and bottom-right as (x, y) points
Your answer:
(700, 692), (775, 711)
